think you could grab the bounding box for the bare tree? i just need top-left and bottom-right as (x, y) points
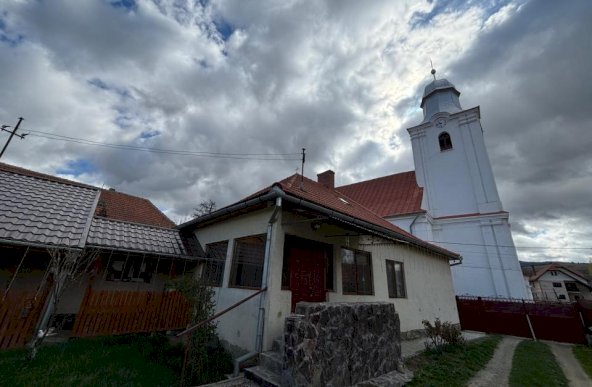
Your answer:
(28, 246), (100, 358)
(192, 199), (216, 218)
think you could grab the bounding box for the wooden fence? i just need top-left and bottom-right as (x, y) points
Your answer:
(456, 296), (591, 344)
(0, 287), (51, 350)
(72, 288), (191, 337)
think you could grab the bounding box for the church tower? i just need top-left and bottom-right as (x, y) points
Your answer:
(406, 71), (529, 299)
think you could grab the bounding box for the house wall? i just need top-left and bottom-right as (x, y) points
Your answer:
(192, 207), (459, 353)
(532, 271), (592, 302)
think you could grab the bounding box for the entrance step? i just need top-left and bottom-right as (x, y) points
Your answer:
(244, 365), (281, 387)
(259, 351), (283, 375)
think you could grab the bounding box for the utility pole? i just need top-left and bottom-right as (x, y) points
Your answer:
(0, 117), (26, 159)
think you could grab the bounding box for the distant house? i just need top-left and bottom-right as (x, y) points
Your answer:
(523, 264), (592, 302)
(179, 172), (461, 354)
(0, 162), (200, 349)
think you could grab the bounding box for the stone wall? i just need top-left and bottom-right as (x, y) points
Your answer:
(282, 302), (405, 386)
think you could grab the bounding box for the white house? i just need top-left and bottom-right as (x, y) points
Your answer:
(179, 173), (460, 354)
(525, 264), (592, 302)
(338, 74), (530, 299)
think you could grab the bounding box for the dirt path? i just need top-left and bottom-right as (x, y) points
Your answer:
(467, 336), (522, 387)
(548, 342), (592, 387)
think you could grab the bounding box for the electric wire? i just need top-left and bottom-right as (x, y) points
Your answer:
(26, 130), (302, 161)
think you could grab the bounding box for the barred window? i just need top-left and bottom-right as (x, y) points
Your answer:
(230, 235), (266, 288)
(386, 260), (406, 298)
(341, 248), (373, 295)
(202, 241), (228, 287)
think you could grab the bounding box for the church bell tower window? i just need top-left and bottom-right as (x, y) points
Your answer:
(438, 132), (453, 151)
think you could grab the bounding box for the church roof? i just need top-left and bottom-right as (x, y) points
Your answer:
(336, 171), (424, 218)
(421, 78), (460, 107)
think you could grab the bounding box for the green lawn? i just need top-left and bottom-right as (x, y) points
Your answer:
(405, 335), (502, 387)
(509, 340), (567, 387)
(0, 335), (183, 387)
(573, 345), (592, 379)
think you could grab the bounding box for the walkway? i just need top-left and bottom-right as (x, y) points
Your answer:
(467, 336), (522, 387)
(547, 341), (592, 387)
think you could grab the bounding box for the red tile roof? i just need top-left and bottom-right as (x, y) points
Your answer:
(336, 171), (424, 217)
(0, 162), (175, 228)
(237, 173), (458, 259)
(528, 264), (590, 284)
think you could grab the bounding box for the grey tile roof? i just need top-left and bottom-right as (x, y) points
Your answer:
(87, 217), (201, 257)
(0, 170), (99, 248)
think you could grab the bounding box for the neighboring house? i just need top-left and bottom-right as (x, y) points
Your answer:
(523, 264), (592, 302)
(179, 173), (461, 353)
(336, 75), (529, 299)
(0, 162), (200, 348)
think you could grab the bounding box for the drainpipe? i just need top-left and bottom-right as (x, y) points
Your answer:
(409, 214), (420, 235)
(233, 195), (282, 376)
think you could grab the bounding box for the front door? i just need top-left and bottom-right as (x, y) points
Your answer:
(287, 243), (326, 312)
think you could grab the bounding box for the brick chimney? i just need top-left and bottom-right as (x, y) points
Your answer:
(317, 170), (335, 189)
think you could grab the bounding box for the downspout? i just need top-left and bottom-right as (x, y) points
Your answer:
(233, 195), (282, 376)
(409, 214), (420, 234)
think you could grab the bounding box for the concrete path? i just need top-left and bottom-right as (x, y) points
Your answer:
(467, 336), (522, 387)
(401, 330), (486, 359)
(547, 341), (592, 387)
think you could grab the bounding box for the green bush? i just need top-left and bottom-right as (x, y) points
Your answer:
(422, 318), (465, 351)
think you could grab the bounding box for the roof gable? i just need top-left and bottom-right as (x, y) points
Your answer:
(530, 264), (590, 285)
(336, 171), (424, 217)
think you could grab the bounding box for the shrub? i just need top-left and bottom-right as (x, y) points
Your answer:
(422, 318), (465, 351)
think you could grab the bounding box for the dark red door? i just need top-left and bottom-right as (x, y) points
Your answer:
(288, 247), (325, 312)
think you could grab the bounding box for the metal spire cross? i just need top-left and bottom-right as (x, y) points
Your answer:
(430, 59), (437, 81)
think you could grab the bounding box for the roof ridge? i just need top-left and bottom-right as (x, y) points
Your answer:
(0, 162), (98, 190)
(92, 215), (177, 231)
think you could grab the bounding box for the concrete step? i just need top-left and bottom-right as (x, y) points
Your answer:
(244, 365), (281, 387)
(259, 351), (283, 375)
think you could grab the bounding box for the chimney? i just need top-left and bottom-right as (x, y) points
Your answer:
(317, 170), (335, 189)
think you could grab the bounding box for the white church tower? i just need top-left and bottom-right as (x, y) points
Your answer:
(406, 70), (529, 299)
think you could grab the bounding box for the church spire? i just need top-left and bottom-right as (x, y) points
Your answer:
(420, 71), (462, 122)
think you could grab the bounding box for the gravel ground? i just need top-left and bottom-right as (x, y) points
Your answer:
(467, 336), (522, 387)
(547, 341), (592, 387)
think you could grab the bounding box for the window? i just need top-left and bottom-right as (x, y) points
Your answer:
(386, 260), (406, 298)
(202, 241), (228, 287)
(565, 282), (579, 292)
(230, 235), (266, 288)
(552, 282), (562, 288)
(106, 253), (155, 283)
(341, 248), (373, 295)
(438, 132), (452, 151)
(557, 294), (566, 300)
(550, 270), (558, 276)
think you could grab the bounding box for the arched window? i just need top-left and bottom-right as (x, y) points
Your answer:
(439, 132), (452, 151)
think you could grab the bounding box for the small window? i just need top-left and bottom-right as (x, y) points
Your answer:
(202, 241), (229, 287)
(106, 253), (154, 283)
(341, 248), (373, 295)
(565, 282), (579, 292)
(438, 132), (452, 151)
(550, 271), (558, 276)
(386, 260), (406, 298)
(230, 235), (266, 288)
(557, 294), (566, 300)
(552, 282), (562, 288)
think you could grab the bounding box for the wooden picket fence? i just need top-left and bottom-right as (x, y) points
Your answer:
(0, 286), (51, 350)
(72, 288), (191, 337)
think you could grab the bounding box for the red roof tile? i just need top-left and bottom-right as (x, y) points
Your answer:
(336, 171), (424, 217)
(0, 162), (175, 228)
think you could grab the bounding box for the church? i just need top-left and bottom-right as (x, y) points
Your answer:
(337, 71), (530, 299)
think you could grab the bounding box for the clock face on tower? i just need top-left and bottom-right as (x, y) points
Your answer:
(435, 118), (447, 128)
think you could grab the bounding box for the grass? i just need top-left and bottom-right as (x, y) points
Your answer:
(509, 340), (567, 387)
(405, 335), (502, 387)
(572, 345), (592, 379)
(0, 334), (184, 387)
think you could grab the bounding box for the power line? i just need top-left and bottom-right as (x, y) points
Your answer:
(25, 129), (302, 161)
(360, 240), (592, 251)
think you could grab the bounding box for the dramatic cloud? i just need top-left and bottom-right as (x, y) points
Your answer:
(0, 0), (590, 262)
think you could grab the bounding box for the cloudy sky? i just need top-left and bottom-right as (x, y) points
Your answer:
(1, 0), (590, 263)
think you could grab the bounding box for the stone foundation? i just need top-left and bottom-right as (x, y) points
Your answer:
(281, 302), (408, 386)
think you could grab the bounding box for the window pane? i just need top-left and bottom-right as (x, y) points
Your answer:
(341, 249), (357, 293)
(355, 251), (373, 295)
(386, 260), (406, 298)
(231, 235), (265, 288)
(203, 241), (228, 287)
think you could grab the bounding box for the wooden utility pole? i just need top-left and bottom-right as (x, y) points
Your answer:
(0, 117), (26, 159)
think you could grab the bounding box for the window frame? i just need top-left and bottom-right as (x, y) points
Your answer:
(340, 247), (374, 296)
(552, 282), (562, 288)
(229, 234), (266, 290)
(201, 240), (229, 287)
(385, 259), (407, 298)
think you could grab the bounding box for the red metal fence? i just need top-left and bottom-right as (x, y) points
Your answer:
(456, 296), (591, 344)
(72, 288), (191, 337)
(0, 286), (51, 350)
